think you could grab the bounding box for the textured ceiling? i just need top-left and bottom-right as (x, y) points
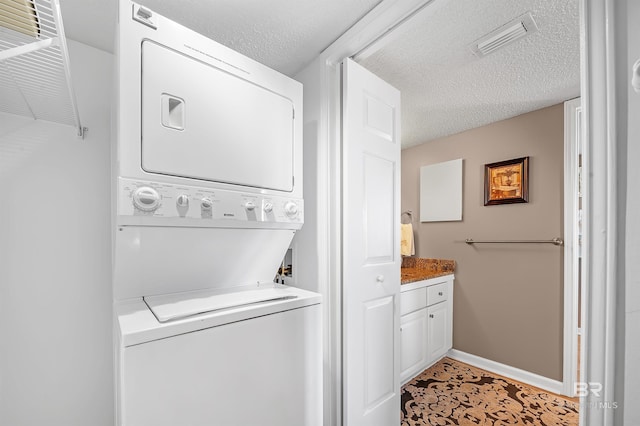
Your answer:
(58, 0), (382, 76)
(57, 0), (580, 148)
(358, 0), (580, 148)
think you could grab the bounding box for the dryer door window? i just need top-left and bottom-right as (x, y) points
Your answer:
(141, 40), (294, 192)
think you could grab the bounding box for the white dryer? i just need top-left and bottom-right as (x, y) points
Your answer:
(113, 2), (321, 425)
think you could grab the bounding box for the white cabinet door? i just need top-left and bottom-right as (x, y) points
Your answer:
(400, 308), (428, 383)
(427, 302), (450, 365)
(342, 58), (401, 426)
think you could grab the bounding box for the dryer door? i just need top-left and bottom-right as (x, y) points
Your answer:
(141, 40), (294, 192)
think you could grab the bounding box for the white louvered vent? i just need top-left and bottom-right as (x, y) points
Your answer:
(470, 12), (538, 58)
(0, 0), (84, 137)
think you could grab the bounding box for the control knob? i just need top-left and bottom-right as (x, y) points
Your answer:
(263, 202), (274, 213)
(176, 194), (190, 208)
(244, 201), (256, 211)
(132, 186), (161, 212)
(284, 201), (299, 218)
(201, 198), (213, 210)
(201, 197), (213, 219)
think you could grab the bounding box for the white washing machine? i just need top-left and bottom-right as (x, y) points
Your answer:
(115, 285), (321, 426)
(113, 2), (321, 425)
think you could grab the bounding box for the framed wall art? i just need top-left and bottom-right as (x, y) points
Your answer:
(484, 156), (529, 206)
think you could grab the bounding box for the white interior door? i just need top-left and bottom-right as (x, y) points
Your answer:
(342, 58), (401, 426)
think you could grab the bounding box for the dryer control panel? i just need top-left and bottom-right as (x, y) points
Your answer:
(117, 178), (303, 229)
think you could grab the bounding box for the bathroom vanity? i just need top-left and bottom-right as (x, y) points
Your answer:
(400, 258), (455, 385)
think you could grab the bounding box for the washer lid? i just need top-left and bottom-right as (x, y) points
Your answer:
(144, 286), (298, 323)
(116, 285), (321, 347)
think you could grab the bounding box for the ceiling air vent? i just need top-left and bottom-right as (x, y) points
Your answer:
(470, 12), (538, 58)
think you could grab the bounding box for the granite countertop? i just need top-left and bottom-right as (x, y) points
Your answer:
(401, 257), (456, 285)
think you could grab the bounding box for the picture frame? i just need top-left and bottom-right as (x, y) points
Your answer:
(484, 156), (529, 206)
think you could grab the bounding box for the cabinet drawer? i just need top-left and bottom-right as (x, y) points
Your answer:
(426, 282), (447, 306)
(400, 287), (427, 316)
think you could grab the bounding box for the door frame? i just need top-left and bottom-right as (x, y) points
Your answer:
(308, 4), (438, 424)
(579, 0), (619, 424)
(309, 0), (618, 424)
(563, 97), (582, 397)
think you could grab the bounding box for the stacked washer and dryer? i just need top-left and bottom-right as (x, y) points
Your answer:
(113, 2), (322, 425)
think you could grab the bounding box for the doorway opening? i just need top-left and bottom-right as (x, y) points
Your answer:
(294, 0), (618, 424)
(353, 0), (581, 400)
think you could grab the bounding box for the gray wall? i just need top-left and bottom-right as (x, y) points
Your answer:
(0, 41), (113, 426)
(401, 104), (565, 381)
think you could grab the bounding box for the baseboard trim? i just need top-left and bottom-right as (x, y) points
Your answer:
(447, 349), (566, 396)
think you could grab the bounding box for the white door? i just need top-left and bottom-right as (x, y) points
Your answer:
(342, 58), (401, 426)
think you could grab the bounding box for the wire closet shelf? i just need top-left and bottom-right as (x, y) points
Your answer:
(0, 0), (84, 137)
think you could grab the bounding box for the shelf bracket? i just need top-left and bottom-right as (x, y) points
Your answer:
(0, 38), (58, 62)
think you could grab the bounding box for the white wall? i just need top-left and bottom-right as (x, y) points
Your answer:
(294, 57), (336, 426)
(292, 60), (322, 295)
(0, 41), (113, 426)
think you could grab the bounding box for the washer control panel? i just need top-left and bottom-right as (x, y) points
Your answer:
(118, 178), (303, 226)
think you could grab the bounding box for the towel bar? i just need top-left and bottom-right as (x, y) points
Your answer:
(465, 237), (564, 246)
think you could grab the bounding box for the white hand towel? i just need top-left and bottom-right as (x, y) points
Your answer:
(400, 223), (415, 256)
